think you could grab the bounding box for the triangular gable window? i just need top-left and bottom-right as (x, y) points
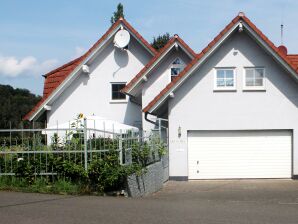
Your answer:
(170, 58), (185, 81)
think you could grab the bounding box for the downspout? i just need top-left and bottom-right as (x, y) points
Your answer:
(144, 112), (156, 125)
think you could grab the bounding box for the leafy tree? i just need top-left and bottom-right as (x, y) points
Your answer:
(151, 33), (171, 51)
(110, 3), (124, 24)
(0, 84), (41, 129)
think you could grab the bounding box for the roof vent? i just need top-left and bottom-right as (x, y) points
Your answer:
(278, 45), (288, 55)
(238, 12), (245, 17)
(82, 65), (90, 74)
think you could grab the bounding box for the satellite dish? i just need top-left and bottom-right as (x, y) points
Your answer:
(114, 29), (130, 49)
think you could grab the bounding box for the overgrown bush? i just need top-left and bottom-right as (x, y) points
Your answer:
(14, 158), (38, 185)
(131, 137), (167, 167)
(88, 149), (128, 192)
(52, 158), (88, 183)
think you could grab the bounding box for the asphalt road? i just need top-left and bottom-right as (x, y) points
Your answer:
(1, 180), (298, 224)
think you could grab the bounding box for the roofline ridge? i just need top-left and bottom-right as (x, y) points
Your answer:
(122, 36), (196, 94)
(143, 12), (298, 113)
(24, 18), (157, 121)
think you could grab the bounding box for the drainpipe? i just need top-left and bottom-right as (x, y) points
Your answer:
(144, 112), (156, 125)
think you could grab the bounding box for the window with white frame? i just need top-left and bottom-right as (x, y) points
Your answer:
(214, 68), (236, 90)
(244, 68), (265, 89)
(111, 83), (127, 101)
(170, 58), (185, 81)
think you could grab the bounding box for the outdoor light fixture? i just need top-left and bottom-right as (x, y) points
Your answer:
(178, 126), (181, 138)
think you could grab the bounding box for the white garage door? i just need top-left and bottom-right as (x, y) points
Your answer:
(188, 130), (292, 179)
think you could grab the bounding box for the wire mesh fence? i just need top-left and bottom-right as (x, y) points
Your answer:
(0, 118), (165, 177)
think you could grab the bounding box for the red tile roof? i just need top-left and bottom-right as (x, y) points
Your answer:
(287, 55), (298, 70)
(42, 56), (84, 98)
(122, 35), (196, 93)
(143, 13), (298, 113)
(24, 18), (156, 121)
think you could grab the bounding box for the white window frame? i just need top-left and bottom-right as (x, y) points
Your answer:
(110, 82), (128, 103)
(213, 67), (236, 91)
(169, 57), (185, 82)
(243, 67), (266, 91)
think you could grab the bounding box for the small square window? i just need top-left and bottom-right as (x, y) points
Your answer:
(111, 83), (126, 101)
(244, 68), (265, 90)
(214, 69), (236, 90)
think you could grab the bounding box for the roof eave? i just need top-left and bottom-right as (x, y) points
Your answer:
(27, 19), (156, 121)
(144, 22), (241, 114)
(28, 24), (123, 121)
(144, 18), (298, 114)
(124, 39), (196, 96)
(243, 23), (298, 82)
(124, 42), (176, 95)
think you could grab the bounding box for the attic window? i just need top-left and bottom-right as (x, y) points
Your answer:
(111, 83), (127, 102)
(244, 68), (265, 90)
(170, 58), (185, 81)
(214, 68), (236, 91)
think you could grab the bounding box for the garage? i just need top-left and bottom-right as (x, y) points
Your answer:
(188, 130), (292, 179)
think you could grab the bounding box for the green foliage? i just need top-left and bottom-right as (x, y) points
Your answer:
(0, 84), (41, 129)
(0, 176), (82, 195)
(88, 149), (127, 192)
(51, 133), (62, 150)
(14, 158), (37, 185)
(50, 179), (82, 194)
(88, 137), (117, 151)
(52, 158), (87, 183)
(111, 3), (124, 24)
(131, 138), (167, 168)
(153, 137), (167, 157)
(4, 133), (167, 194)
(0, 176), (27, 189)
(151, 33), (171, 51)
(132, 142), (151, 167)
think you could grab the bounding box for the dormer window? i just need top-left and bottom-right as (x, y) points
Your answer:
(170, 58), (185, 81)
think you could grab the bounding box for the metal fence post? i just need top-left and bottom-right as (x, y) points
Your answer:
(158, 118), (161, 139)
(119, 130), (123, 165)
(83, 118), (88, 171)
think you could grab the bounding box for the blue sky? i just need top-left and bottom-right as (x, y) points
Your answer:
(0, 0), (297, 95)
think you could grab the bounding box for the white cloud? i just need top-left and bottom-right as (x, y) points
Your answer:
(0, 54), (58, 78)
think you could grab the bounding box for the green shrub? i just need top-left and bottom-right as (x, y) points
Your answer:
(51, 157), (87, 183)
(1, 133), (167, 194)
(88, 149), (127, 192)
(14, 158), (37, 185)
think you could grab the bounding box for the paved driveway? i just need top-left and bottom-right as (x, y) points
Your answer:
(1, 180), (298, 224)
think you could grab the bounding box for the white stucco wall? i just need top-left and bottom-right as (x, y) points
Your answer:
(47, 36), (152, 128)
(142, 49), (192, 132)
(167, 32), (298, 178)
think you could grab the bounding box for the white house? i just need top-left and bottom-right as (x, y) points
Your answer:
(24, 18), (156, 129)
(25, 13), (298, 180)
